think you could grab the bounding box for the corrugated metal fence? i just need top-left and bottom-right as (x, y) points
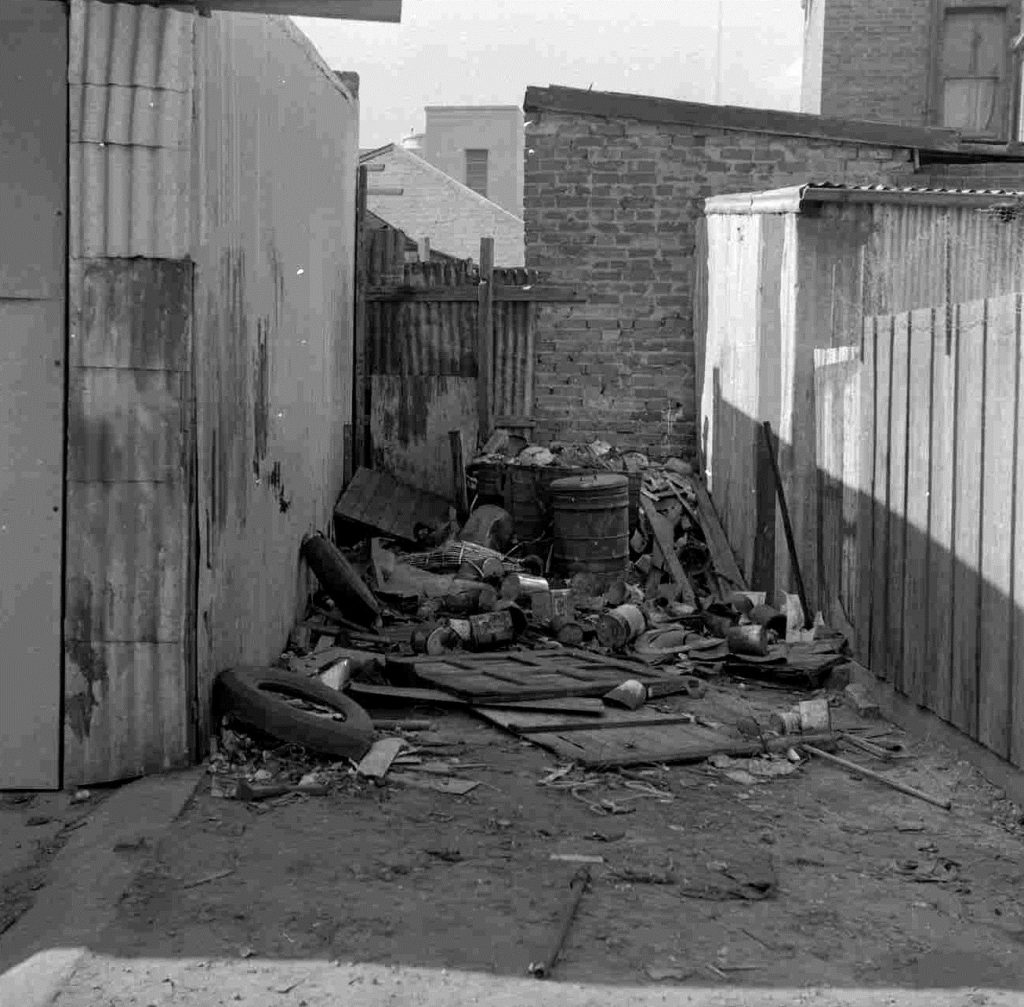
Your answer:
(362, 222), (542, 497)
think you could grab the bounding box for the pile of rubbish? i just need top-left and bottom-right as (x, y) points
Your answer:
(209, 437), (859, 768)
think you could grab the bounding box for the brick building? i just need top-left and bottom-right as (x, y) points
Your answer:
(522, 84), (1019, 459)
(801, 0), (1023, 141)
(361, 142), (524, 265)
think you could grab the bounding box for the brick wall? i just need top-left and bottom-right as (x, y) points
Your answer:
(816, 0), (933, 125)
(523, 107), (919, 459)
(920, 161), (1024, 191)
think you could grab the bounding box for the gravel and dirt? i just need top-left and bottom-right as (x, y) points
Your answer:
(26, 677), (1024, 1005)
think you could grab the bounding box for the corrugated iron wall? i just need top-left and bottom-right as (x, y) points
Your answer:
(366, 226), (538, 496)
(192, 12), (358, 737)
(64, 0), (196, 785)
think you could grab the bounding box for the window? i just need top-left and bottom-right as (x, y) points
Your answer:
(465, 149), (488, 197)
(938, 7), (1009, 138)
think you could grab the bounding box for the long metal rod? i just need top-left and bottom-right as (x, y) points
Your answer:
(528, 866), (590, 979)
(803, 744), (951, 810)
(761, 421), (813, 629)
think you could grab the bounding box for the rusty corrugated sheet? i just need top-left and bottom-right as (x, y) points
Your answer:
(68, 0), (193, 259)
(366, 229), (538, 494)
(63, 259), (194, 785)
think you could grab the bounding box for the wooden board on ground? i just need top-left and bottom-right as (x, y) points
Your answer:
(475, 705), (827, 768)
(334, 466), (452, 543)
(356, 737), (405, 780)
(347, 681), (608, 716)
(410, 648), (668, 703)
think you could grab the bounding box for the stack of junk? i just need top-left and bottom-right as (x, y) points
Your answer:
(206, 429), (875, 782)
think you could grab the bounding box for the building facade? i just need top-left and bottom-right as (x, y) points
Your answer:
(802, 0), (1023, 141)
(421, 105), (524, 217)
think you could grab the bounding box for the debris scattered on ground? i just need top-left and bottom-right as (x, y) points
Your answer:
(528, 865), (591, 979)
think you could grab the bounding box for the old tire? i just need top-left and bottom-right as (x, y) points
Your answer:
(213, 666), (374, 760)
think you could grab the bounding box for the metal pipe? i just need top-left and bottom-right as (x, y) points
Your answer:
(528, 866), (590, 979)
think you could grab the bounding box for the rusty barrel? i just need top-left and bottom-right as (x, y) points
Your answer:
(549, 473), (630, 575)
(506, 464), (580, 542)
(469, 461), (505, 502)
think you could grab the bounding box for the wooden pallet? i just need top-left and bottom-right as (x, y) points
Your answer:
(411, 648), (668, 704)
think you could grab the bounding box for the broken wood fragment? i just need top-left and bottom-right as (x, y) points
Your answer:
(640, 496), (695, 605)
(356, 737), (405, 780)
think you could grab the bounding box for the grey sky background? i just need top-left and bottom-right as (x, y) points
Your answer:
(293, 0), (803, 149)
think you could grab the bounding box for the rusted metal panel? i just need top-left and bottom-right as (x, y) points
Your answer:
(192, 12), (358, 741)
(64, 258), (194, 785)
(370, 376), (479, 498)
(0, 0), (67, 789)
(68, 0), (194, 259)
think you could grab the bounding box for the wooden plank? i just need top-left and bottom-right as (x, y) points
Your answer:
(902, 308), (934, 707)
(854, 317), (875, 663)
(927, 307), (956, 722)
(813, 350), (842, 627)
(365, 284), (584, 304)
(477, 237), (495, 444)
(353, 165), (369, 468)
(690, 479), (747, 592)
(1012, 294), (1024, 765)
(640, 496), (695, 604)
(887, 313), (910, 692)
(951, 300), (984, 738)
(839, 351), (861, 640)
(449, 429), (468, 520)
(869, 316), (892, 679)
(978, 294), (1016, 759)
(356, 738), (405, 780)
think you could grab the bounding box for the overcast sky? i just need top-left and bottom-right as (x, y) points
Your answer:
(293, 0), (803, 149)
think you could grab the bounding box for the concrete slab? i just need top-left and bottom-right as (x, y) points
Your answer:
(0, 769), (201, 1007)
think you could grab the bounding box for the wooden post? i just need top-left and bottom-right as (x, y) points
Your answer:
(477, 236), (495, 446)
(418, 237), (431, 262)
(342, 423), (354, 488)
(449, 429), (469, 520)
(353, 164), (369, 469)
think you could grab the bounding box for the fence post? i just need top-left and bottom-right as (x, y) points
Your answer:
(353, 164), (369, 469)
(477, 236), (495, 445)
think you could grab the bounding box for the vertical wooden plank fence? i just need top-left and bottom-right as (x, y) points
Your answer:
(811, 293), (1024, 768)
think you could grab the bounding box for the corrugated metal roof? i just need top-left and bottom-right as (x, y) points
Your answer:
(706, 182), (1024, 215)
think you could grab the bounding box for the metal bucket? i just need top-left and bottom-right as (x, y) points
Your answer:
(506, 464), (579, 542)
(550, 473), (630, 575)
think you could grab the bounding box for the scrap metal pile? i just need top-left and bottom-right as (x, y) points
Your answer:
(209, 436), (860, 773)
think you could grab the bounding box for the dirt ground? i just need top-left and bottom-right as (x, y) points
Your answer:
(38, 676), (1024, 1004)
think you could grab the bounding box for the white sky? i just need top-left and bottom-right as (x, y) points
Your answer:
(293, 0), (803, 149)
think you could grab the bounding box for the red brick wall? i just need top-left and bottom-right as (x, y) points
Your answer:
(816, 0), (934, 125)
(523, 111), (918, 458)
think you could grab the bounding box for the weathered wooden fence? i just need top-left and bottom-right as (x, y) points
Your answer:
(353, 209), (581, 498)
(815, 293), (1024, 766)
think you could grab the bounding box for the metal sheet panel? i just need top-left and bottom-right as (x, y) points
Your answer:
(192, 12), (358, 740)
(68, 0), (194, 259)
(63, 258), (194, 785)
(0, 2), (67, 297)
(0, 0), (67, 789)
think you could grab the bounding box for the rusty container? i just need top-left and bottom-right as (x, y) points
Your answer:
(596, 603), (646, 650)
(469, 461), (506, 503)
(550, 473), (630, 575)
(468, 609), (517, 649)
(506, 464), (579, 542)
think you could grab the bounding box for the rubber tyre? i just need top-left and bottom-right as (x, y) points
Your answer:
(213, 666), (374, 760)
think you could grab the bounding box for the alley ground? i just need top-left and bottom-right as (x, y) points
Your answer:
(7, 679), (1024, 1005)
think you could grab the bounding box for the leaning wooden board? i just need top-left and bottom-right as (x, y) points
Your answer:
(410, 648), (670, 703)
